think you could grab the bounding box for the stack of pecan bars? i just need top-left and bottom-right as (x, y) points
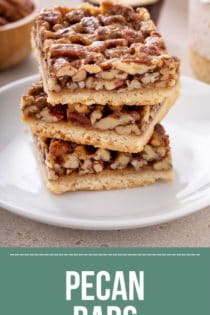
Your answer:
(21, 1), (180, 194)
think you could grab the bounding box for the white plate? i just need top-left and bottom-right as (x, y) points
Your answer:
(0, 75), (210, 230)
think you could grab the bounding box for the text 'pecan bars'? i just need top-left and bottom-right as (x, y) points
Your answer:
(34, 124), (173, 194)
(32, 0), (180, 106)
(21, 80), (178, 153)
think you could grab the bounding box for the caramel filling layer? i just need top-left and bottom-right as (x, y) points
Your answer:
(22, 81), (162, 136)
(35, 124), (172, 180)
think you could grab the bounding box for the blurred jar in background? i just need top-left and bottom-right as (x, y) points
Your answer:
(189, 0), (210, 83)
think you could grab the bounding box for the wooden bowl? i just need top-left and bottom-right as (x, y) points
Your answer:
(0, 0), (40, 70)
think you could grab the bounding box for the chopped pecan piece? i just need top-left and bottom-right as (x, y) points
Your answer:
(111, 153), (131, 170)
(37, 108), (59, 123)
(131, 159), (147, 170)
(79, 16), (100, 33)
(94, 148), (111, 162)
(93, 161), (104, 173)
(153, 156), (171, 171)
(115, 124), (141, 136)
(48, 105), (65, 121)
(66, 9), (89, 24)
(94, 113), (135, 130)
(70, 103), (90, 114)
(67, 111), (91, 127)
(104, 14), (127, 25)
(40, 9), (62, 25)
(49, 140), (73, 158)
(90, 110), (102, 125)
(105, 38), (128, 49)
(63, 154), (80, 169)
(79, 159), (93, 175)
(142, 145), (159, 161)
(72, 69), (87, 82)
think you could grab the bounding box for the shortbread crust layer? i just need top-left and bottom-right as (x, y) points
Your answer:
(41, 167), (173, 194)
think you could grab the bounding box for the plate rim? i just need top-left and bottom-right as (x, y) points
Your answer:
(0, 74), (210, 230)
(0, 193), (210, 230)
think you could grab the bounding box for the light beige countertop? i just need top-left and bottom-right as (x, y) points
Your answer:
(0, 0), (209, 247)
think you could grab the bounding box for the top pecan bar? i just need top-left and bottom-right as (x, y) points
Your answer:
(32, 0), (180, 106)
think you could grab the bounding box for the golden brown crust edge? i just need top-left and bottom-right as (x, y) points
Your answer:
(43, 167), (174, 194)
(46, 85), (177, 107)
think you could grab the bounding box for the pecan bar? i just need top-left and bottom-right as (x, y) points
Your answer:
(32, 0), (180, 106)
(21, 80), (178, 153)
(34, 124), (173, 194)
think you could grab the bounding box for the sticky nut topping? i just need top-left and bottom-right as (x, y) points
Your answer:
(33, 1), (180, 91)
(22, 81), (162, 136)
(39, 124), (171, 178)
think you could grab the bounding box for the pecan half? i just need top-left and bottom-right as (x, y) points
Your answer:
(50, 44), (86, 59)
(49, 140), (73, 158)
